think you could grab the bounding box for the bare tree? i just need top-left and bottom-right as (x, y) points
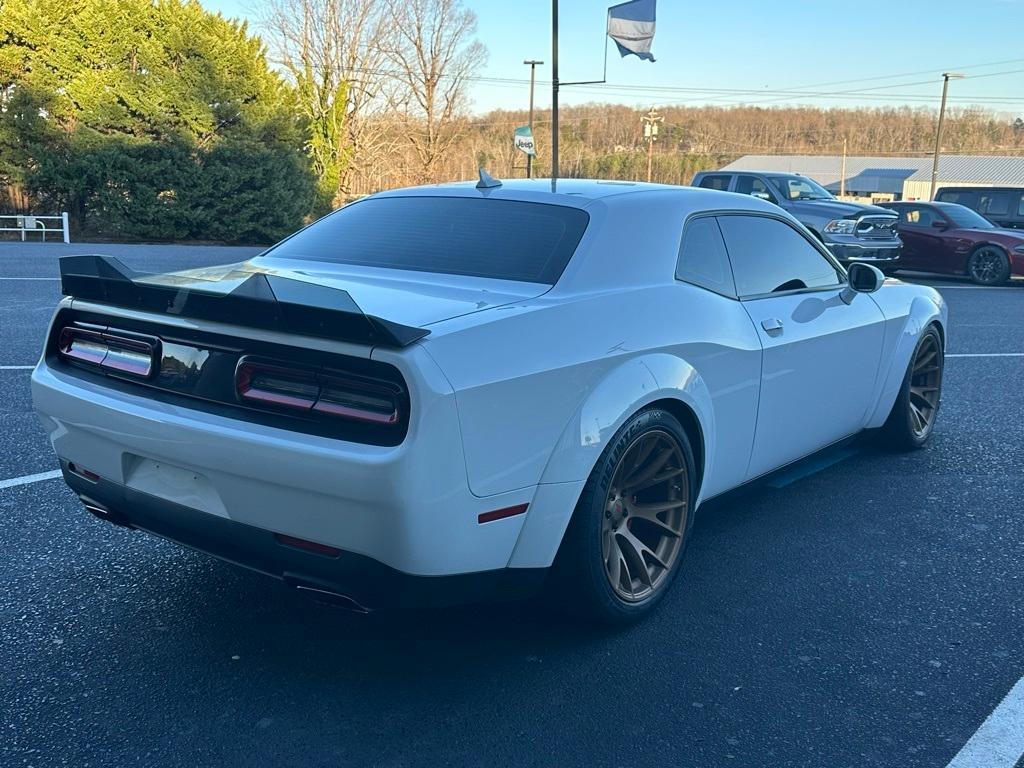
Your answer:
(382, 0), (486, 182)
(262, 0), (392, 207)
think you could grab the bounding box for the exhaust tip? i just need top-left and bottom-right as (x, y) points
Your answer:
(80, 497), (135, 529)
(293, 584), (372, 614)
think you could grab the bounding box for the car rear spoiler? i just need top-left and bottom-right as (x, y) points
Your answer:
(58, 255), (430, 348)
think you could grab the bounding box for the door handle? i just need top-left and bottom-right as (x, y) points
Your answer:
(761, 318), (783, 336)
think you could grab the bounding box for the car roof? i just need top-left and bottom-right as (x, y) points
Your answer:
(937, 186), (1022, 192)
(370, 178), (756, 210)
(883, 201), (967, 210)
(700, 170), (802, 179)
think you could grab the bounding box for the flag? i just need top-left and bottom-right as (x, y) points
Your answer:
(514, 125), (536, 156)
(607, 0), (656, 62)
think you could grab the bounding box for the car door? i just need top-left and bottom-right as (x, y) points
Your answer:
(717, 213), (886, 479)
(895, 205), (949, 272)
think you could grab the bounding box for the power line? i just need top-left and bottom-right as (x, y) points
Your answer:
(708, 58), (1024, 106)
(733, 57), (1024, 94)
(273, 60), (1024, 106)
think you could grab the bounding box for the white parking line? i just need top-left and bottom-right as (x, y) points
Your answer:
(945, 676), (1024, 768)
(947, 353), (1024, 358)
(0, 365), (34, 370)
(0, 469), (62, 491)
(0, 277), (60, 281)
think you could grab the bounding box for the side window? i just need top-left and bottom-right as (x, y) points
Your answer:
(902, 206), (938, 226)
(735, 175), (775, 201)
(717, 215), (842, 297)
(901, 206), (922, 224)
(981, 191), (1011, 217)
(698, 174), (732, 191)
(1017, 192), (1024, 218)
(676, 216), (736, 298)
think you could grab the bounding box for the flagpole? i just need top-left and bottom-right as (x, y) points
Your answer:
(553, 2), (613, 184)
(551, 0), (559, 185)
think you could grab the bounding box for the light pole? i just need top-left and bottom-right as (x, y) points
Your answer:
(930, 72), (965, 201)
(524, 59), (543, 178)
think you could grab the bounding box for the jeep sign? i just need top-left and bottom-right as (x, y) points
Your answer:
(514, 125), (536, 156)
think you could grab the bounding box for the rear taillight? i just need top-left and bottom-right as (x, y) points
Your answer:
(235, 357), (402, 426)
(58, 325), (158, 378)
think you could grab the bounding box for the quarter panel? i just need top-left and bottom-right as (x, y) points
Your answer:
(424, 283), (762, 500)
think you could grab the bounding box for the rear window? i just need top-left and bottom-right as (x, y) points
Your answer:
(264, 196), (590, 284)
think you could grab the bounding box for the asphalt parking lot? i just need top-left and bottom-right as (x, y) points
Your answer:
(1, 241), (1022, 768)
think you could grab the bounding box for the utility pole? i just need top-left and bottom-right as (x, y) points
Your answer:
(839, 137), (847, 198)
(930, 72), (965, 201)
(642, 107), (663, 183)
(551, 0), (559, 183)
(524, 59), (543, 178)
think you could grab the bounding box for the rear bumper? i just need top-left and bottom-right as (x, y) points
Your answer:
(31, 358), (535, 577)
(63, 463), (545, 611)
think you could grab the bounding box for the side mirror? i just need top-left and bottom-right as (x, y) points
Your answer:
(841, 263), (885, 304)
(931, 219), (948, 230)
(751, 191), (772, 202)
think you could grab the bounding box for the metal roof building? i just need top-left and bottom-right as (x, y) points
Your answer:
(720, 154), (1024, 201)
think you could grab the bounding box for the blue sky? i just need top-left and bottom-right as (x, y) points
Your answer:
(206, 0), (1024, 116)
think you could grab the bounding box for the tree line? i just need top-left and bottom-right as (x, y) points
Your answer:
(374, 103), (1024, 194)
(0, 0), (485, 242)
(2, 0), (1022, 243)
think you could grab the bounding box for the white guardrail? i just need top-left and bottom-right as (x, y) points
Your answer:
(0, 213), (71, 243)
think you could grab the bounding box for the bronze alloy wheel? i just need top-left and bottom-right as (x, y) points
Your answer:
(601, 429), (689, 602)
(908, 332), (942, 438)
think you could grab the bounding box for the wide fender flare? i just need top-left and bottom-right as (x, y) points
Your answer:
(508, 354), (714, 569)
(866, 293), (947, 428)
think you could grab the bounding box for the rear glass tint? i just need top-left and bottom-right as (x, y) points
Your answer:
(265, 196), (590, 284)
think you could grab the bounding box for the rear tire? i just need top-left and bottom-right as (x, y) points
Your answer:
(550, 407), (697, 624)
(967, 245), (1010, 285)
(881, 326), (944, 450)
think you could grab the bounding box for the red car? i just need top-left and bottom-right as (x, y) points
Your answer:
(881, 201), (1024, 285)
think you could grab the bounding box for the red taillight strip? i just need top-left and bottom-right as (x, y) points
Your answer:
(68, 462), (101, 483)
(59, 327), (106, 364)
(236, 361), (318, 410)
(312, 399), (399, 425)
(58, 325), (157, 378)
(236, 357), (403, 426)
(274, 533), (341, 558)
(100, 336), (157, 376)
(477, 504), (529, 524)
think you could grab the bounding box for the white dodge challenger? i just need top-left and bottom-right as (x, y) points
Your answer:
(32, 178), (946, 622)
